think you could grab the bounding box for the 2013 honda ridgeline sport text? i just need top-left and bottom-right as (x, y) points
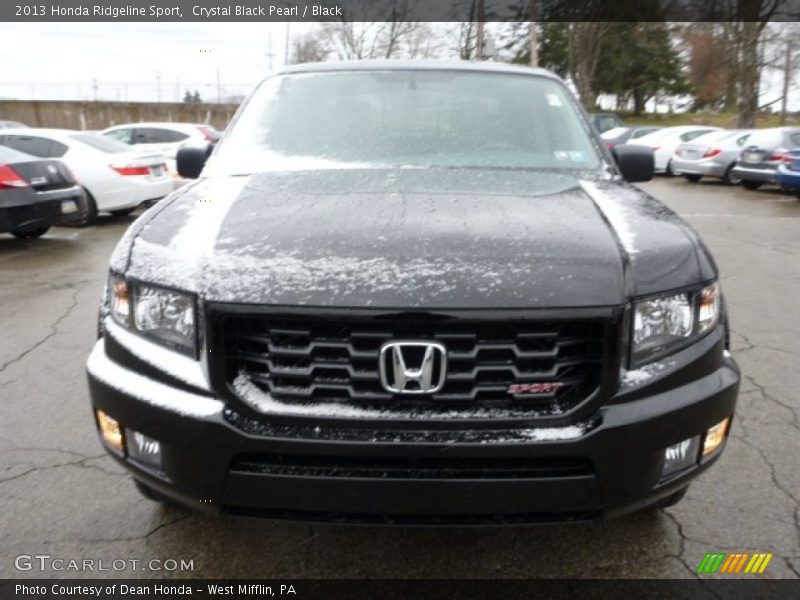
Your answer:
(87, 62), (739, 524)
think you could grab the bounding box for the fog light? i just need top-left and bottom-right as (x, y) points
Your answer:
(703, 417), (731, 457)
(96, 410), (124, 451)
(661, 435), (700, 478)
(126, 429), (162, 471)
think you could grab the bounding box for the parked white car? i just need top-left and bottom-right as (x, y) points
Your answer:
(0, 129), (173, 222)
(101, 123), (220, 189)
(628, 126), (722, 174)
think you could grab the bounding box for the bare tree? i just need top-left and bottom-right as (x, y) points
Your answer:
(731, 1), (781, 127)
(319, 0), (428, 60)
(291, 32), (329, 64)
(403, 24), (442, 59)
(567, 22), (611, 110)
(456, 18), (478, 60)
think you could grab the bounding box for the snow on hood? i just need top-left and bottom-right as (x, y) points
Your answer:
(121, 169), (627, 307)
(581, 180), (639, 255)
(115, 169), (714, 306)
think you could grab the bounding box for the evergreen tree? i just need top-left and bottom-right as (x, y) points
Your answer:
(594, 23), (688, 115)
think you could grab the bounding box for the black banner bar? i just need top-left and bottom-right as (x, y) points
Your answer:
(3, 0), (800, 23)
(2, 579), (799, 600)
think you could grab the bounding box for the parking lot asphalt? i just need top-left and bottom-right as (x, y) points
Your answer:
(0, 177), (798, 580)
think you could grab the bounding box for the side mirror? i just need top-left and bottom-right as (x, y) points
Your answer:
(176, 142), (213, 179)
(611, 145), (654, 183)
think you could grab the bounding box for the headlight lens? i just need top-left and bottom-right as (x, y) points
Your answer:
(697, 282), (720, 334)
(108, 276), (196, 355)
(134, 284), (196, 353)
(632, 282), (720, 366)
(109, 276), (131, 325)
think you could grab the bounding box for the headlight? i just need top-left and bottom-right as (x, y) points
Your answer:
(108, 275), (196, 355)
(631, 282), (720, 366)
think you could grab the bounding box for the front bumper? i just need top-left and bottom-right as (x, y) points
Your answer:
(86, 323), (740, 525)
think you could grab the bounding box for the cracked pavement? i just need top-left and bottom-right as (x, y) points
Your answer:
(0, 179), (798, 579)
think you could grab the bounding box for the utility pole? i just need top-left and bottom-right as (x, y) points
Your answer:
(475, 0), (485, 60)
(266, 32), (275, 72)
(92, 79), (98, 101)
(285, 21), (291, 65)
(529, 0), (539, 67)
(780, 39), (793, 125)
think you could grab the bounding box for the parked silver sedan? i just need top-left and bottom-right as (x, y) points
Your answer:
(672, 129), (752, 185)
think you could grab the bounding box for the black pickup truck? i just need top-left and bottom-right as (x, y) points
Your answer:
(87, 61), (739, 525)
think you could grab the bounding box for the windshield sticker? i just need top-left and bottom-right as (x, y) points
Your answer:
(546, 93), (563, 107)
(554, 151), (587, 162)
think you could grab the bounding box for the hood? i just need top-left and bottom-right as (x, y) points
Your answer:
(119, 169), (712, 308)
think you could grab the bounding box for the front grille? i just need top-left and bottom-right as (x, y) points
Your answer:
(222, 313), (606, 416)
(231, 452), (594, 480)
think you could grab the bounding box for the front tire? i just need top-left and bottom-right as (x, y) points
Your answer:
(683, 174), (702, 183)
(742, 180), (763, 191)
(79, 188), (98, 225)
(722, 164), (742, 185)
(12, 226), (50, 239)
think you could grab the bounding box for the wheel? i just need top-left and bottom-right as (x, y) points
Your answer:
(110, 207), (136, 217)
(683, 174), (702, 183)
(133, 480), (174, 505)
(649, 487), (688, 510)
(721, 164), (742, 185)
(12, 226), (50, 239)
(742, 180), (762, 190)
(79, 187), (98, 225)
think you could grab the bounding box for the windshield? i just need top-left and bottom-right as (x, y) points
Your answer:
(746, 129), (785, 149)
(0, 145), (34, 162)
(70, 133), (130, 153)
(208, 70), (601, 174)
(690, 130), (736, 144)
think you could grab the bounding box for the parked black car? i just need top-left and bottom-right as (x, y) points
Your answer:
(732, 127), (800, 190)
(87, 61), (739, 524)
(0, 146), (87, 239)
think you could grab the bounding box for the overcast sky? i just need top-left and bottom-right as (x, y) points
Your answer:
(1, 22), (795, 110)
(0, 22), (315, 102)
